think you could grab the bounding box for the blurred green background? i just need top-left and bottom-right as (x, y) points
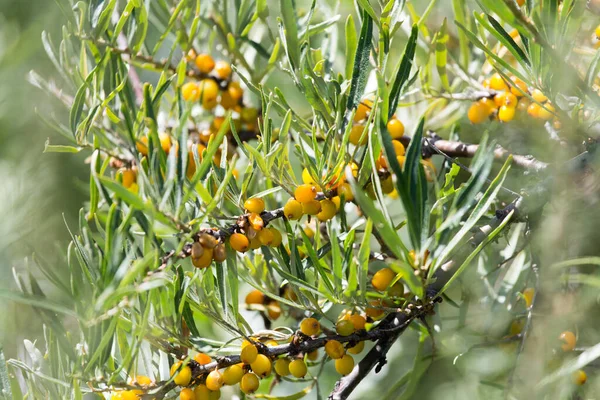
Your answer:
(0, 0), (86, 357)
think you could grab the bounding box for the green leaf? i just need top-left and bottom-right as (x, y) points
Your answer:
(346, 9), (373, 113)
(43, 140), (82, 153)
(279, 0), (300, 70)
(388, 24), (418, 119)
(344, 15), (358, 79)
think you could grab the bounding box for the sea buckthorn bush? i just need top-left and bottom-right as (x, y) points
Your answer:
(7, 0), (600, 399)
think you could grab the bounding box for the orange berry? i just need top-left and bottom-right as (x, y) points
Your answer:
(230, 233), (250, 253)
(192, 246), (213, 269)
(468, 101), (490, 124)
(527, 102), (541, 118)
(195, 54), (216, 74)
(214, 61), (232, 80)
(510, 76), (527, 97)
(194, 352), (211, 365)
(347, 341), (365, 354)
(387, 118), (405, 139)
(354, 101), (372, 122)
(257, 227), (275, 246)
(248, 213), (264, 231)
(317, 199), (337, 221)
(198, 79), (220, 110)
(284, 198), (303, 220)
(531, 89), (548, 103)
(538, 103), (555, 120)
(325, 340), (345, 359)
(117, 168), (137, 188)
(269, 228), (283, 247)
(182, 82), (200, 102)
(266, 300), (281, 320)
(348, 314), (366, 331)
(295, 184), (318, 203)
(494, 92), (518, 108)
(371, 267), (396, 291)
(300, 318), (320, 336)
(302, 200), (322, 215)
(573, 369), (587, 385)
(227, 81), (244, 101)
(559, 331), (576, 352)
(365, 300), (385, 320)
(245, 290), (265, 305)
(180, 387), (195, 400)
(392, 140), (405, 156)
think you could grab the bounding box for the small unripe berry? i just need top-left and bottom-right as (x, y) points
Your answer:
(240, 372), (260, 394)
(295, 184), (318, 203)
(182, 82), (200, 102)
(180, 388), (195, 400)
(244, 198), (265, 214)
(335, 354), (354, 375)
(559, 331), (576, 352)
(205, 370), (224, 391)
(336, 320), (355, 336)
(573, 369), (587, 385)
(325, 340), (345, 359)
(250, 354), (272, 377)
(230, 233), (250, 253)
(214, 61), (232, 80)
(289, 359), (308, 378)
(347, 341), (365, 354)
(300, 317), (320, 336)
(222, 364), (244, 385)
(274, 358), (291, 376)
(194, 352), (211, 365)
(317, 199), (337, 221)
(241, 341), (258, 364)
(284, 198), (303, 220)
(387, 118), (405, 139)
(195, 54), (216, 74)
(371, 267), (396, 291)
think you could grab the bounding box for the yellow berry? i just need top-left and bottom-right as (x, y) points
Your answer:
(490, 73), (508, 91)
(240, 372), (260, 394)
(250, 354), (272, 377)
(244, 198), (265, 214)
(537, 103), (555, 120)
(531, 89), (548, 103)
(348, 314), (366, 331)
(527, 102), (541, 118)
(307, 350), (319, 361)
(371, 267), (396, 291)
(219, 89), (237, 109)
(213, 243), (226, 263)
(302, 168), (318, 185)
(392, 140), (405, 156)
(248, 213), (264, 231)
(180, 387), (196, 400)
(159, 132), (174, 153)
(112, 391), (140, 400)
(295, 184), (318, 203)
(325, 340), (345, 359)
(227, 81), (244, 101)
(195, 54), (216, 74)
(332, 196), (341, 210)
(192, 246), (213, 269)
(387, 118), (405, 139)
(214, 61), (232, 80)
(230, 233), (250, 253)
(117, 168), (137, 189)
(523, 287), (535, 308)
(194, 353), (211, 365)
(300, 318), (320, 336)
(494, 92), (518, 108)
(510, 76), (527, 97)
(205, 370), (223, 391)
(240, 342), (258, 364)
(354, 101), (371, 122)
(198, 79), (220, 110)
(468, 101), (490, 124)
(274, 358), (291, 376)
(269, 228), (283, 247)
(182, 82), (200, 102)
(347, 341), (365, 354)
(317, 199), (337, 221)
(257, 228), (275, 246)
(284, 198), (303, 220)
(337, 183), (354, 201)
(335, 354), (354, 376)
(498, 105), (516, 122)
(559, 331), (577, 352)
(573, 369), (587, 385)
(381, 176), (394, 194)
(302, 200), (322, 215)
(170, 362), (192, 386)
(336, 320), (355, 336)
(289, 359), (308, 378)
(194, 384), (211, 400)
(349, 125), (367, 145)
(134, 375), (152, 386)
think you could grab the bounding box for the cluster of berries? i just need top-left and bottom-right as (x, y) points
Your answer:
(228, 197), (283, 253)
(468, 73), (558, 126)
(111, 375), (153, 399)
(190, 232), (227, 269)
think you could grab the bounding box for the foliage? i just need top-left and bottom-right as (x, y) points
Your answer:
(4, 0), (600, 399)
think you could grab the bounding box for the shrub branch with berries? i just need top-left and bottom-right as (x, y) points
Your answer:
(6, 0), (600, 399)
